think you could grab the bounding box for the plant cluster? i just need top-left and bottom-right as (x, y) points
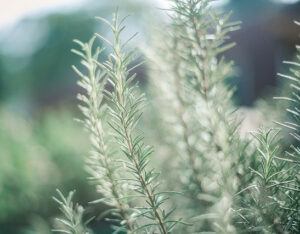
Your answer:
(54, 1), (300, 233)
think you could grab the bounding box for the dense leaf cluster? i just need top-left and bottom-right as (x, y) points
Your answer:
(54, 1), (300, 233)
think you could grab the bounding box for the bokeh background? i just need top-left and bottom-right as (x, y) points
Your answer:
(0, 0), (300, 233)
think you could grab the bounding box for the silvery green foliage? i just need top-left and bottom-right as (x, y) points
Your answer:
(69, 11), (182, 233)
(148, 0), (247, 232)
(237, 127), (300, 233)
(236, 22), (300, 234)
(94, 12), (182, 234)
(272, 30), (300, 232)
(72, 37), (134, 232)
(53, 190), (90, 234)
(53, 3), (300, 234)
(236, 129), (291, 233)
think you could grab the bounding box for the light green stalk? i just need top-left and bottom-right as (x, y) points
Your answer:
(95, 12), (182, 233)
(72, 36), (134, 232)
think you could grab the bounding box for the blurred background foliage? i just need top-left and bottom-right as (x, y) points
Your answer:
(0, 0), (300, 233)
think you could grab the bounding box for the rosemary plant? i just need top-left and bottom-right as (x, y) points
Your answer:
(236, 22), (300, 234)
(95, 12), (181, 233)
(272, 30), (300, 232)
(55, 10), (181, 234)
(148, 0), (247, 232)
(72, 36), (134, 232)
(53, 190), (90, 234)
(237, 129), (288, 233)
(53, 2), (300, 234)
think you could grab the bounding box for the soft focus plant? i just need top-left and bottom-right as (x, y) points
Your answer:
(54, 1), (300, 234)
